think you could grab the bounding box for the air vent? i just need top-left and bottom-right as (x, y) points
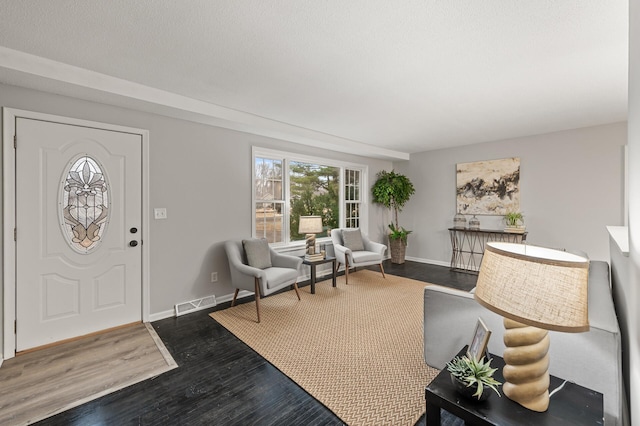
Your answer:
(175, 295), (216, 317)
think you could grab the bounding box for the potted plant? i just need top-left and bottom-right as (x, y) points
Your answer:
(503, 211), (525, 233)
(446, 355), (502, 401)
(371, 170), (415, 264)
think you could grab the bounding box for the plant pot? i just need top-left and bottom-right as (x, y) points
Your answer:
(504, 226), (526, 234)
(450, 374), (492, 402)
(388, 238), (407, 264)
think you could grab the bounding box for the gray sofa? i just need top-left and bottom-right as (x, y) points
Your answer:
(424, 260), (626, 425)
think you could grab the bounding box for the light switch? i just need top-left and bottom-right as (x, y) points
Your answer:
(154, 208), (167, 220)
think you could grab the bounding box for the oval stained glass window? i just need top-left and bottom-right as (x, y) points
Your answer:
(59, 155), (110, 253)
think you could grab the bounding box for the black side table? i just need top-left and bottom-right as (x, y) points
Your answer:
(301, 256), (337, 294)
(425, 347), (603, 426)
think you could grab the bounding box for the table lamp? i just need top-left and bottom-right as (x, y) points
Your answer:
(474, 242), (589, 412)
(298, 216), (323, 255)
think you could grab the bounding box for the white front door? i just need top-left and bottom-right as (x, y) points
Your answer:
(15, 117), (142, 351)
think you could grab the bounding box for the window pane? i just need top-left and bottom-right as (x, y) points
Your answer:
(289, 161), (339, 241)
(345, 169), (360, 201)
(255, 157), (283, 201)
(255, 202), (283, 243)
(346, 202), (360, 228)
(352, 170), (360, 186)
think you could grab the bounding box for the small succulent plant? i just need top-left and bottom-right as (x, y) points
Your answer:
(446, 355), (502, 399)
(503, 211), (524, 227)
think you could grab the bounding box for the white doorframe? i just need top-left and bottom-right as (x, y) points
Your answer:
(2, 108), (151, 360)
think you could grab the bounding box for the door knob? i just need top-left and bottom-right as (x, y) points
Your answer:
(129, 240), (138, 247)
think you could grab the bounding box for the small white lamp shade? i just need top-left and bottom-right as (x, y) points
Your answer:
(298, 216), (323, 234)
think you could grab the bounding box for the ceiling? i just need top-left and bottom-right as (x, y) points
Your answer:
(0, 0), (629, 160)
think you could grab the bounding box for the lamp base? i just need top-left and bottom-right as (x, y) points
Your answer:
(502, 318), (551, 412)
(305, 234), (316, 255)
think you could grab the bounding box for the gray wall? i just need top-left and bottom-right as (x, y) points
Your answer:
(0, 83), (392, 321)
(394, 123), (626, 263)
(625, 1), (640, 424)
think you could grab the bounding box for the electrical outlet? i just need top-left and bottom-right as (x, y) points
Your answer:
(211, 272), (218, 282)
(154, 208), (167, 220)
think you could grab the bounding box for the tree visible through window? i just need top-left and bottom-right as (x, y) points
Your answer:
(289, 161), (339, 241)
(254, 150), (365, 245)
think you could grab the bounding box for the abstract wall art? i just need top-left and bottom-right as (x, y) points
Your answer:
(456, 157), (520, 215)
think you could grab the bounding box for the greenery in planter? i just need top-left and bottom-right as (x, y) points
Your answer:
(446, 355), (502, 399)
(388, 223), (411, 244)
(503, 211), (524, 227)
(371, 170), (415, 243)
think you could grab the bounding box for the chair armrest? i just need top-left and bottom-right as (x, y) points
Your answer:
(363, 239), (387, 256)
(271, 250), (303, 270)
(332, 243), (352, 264)
(228, 255), (265, 279)
(233, 263), (266, 279)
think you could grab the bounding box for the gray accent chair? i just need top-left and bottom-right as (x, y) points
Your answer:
(225, 240), (302, 323)
(330, 228), (387, 284)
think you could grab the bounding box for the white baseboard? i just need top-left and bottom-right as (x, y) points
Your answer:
(149, 289), (258, 322)
(216, 290), (254, 304)
(149, 309), (175, 322)
(149, 267), (345, 322)
(404, 256), (450, 268)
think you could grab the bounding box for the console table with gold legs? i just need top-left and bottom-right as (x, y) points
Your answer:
(448, 228), (527, 273)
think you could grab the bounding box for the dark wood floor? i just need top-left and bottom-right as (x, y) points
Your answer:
(36, 260), (476, 426)
(363, 260), (477, 292)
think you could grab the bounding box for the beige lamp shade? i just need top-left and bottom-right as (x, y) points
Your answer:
(298, 216), (323, 234)
(474, 242), (590, 412)
(474, 242), (590, 332)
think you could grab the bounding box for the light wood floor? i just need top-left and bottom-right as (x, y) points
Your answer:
(0, 322), (176, 425)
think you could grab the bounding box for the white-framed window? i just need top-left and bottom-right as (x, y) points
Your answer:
(252, 147), (367, 245)
(344, 168), (361, 229)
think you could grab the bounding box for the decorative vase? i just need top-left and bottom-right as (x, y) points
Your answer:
(450, 374), (492, 402)
(453, 212), (467, 229)
(504, 225), (526, 234)
(469, 215), (480, 230)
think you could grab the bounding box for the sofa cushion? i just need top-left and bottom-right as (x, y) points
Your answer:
(342, 228), (364, 251)
(242, 238), (272, 269)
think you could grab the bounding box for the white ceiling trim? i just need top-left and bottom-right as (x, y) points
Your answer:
(0, 46), (409, 161)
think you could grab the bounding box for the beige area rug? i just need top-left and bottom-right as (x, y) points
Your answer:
(0, 322), (177, 425)
(209, 270), (439, 426)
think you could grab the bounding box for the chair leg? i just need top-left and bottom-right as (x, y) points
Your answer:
(293, 281), (301, 300)
(231, 288), (240, 306)
(254, 278), (261, 323)
(345, 258), (349, 285)
(379, 263), (386, 278)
